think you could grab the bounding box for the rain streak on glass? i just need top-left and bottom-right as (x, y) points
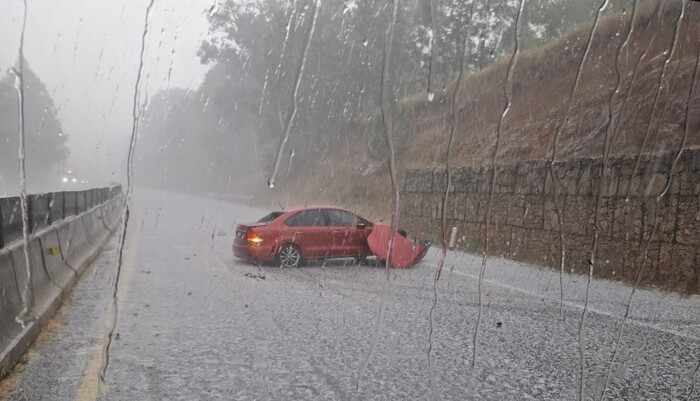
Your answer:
(98, 0), (156, 397)
(0, 1), (699, 401)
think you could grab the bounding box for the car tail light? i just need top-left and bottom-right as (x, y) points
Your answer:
(247, 231), (263, 244)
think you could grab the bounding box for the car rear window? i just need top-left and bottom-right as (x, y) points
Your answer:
(256, 211), (284, 223)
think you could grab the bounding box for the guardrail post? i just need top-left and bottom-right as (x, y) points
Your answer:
(48, 193), (54, 226)
(27, 194), (34, 234)
(0, 199), (4, 248)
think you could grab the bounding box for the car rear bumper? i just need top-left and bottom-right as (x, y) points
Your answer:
(233, 241), (275, 261)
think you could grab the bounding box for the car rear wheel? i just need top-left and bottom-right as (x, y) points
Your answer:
(278, 244), (302, 268)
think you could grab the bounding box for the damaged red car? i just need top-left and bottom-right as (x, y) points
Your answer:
(233, 206), (373, 268)
(233, 206), (430, 268)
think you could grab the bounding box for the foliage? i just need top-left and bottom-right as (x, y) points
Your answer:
(138, 0), (636, 193)
(0, 62), (68, 193)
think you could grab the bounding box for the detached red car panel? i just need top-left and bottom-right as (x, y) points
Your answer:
(233, 206), (372, 267)
(366, 223), (430, 269)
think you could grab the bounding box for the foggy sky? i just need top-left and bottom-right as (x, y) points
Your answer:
(0, 0), (212, 188)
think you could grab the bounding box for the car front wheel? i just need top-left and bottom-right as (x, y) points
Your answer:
(278, 244), (302, 268)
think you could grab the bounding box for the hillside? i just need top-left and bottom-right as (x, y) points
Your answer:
(247, 1), (700, 219)
(395, 0), (700, 167)
(223, 1), (700, 226)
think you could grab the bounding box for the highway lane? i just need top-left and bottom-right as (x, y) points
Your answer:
(1, 188), (699, 400)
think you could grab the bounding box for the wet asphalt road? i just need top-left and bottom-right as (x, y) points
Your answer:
(2, 189), (700, 401)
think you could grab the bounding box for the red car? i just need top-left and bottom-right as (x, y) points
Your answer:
(233, 206), (373, 268)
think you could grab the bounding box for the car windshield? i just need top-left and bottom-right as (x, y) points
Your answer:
(1, 1), (699, 400)
(257, 211), (284, 223)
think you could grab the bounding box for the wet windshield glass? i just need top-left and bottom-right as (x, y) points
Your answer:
(0, 0), (699, 400)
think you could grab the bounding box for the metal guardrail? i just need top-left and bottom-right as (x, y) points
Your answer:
(210, 193), (254, 206)
(0, 185), (122, 248)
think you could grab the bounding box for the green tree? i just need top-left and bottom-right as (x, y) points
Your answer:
(0, 63), (68, 194)
(139, 0), (621, 195)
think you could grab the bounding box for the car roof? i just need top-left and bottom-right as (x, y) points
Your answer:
(282, 205), (353, 214)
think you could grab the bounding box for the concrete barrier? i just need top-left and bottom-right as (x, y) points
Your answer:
(56, 217), (91, 275)
(96, 201), (118, 240)
(0, 187), (122, 379)
(81, 209), (99, 246)
(9, 241), (63, 325)
(100, 198), (122, 234)
(0, 249), (25, 376)
(82, 205), (110, 249)
(36, 227), (76, 291)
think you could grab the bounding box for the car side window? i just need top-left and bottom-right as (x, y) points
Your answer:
(285, 210), (326, 227)
(325, 209), (357, 227)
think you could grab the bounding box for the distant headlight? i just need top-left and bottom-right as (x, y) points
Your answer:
(62, 177), (68, 183)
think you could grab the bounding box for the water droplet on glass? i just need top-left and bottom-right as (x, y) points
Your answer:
(58, 131), (63, 137)
(267, 178), (275, 188)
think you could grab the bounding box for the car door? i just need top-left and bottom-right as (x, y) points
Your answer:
(283, 209), (333, 259)
(324, 209), (362, 257)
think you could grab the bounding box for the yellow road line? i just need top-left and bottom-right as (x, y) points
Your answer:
(75, 216), (142, 401)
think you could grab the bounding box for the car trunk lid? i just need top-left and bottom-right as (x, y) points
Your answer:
(235, 222), (267, 239)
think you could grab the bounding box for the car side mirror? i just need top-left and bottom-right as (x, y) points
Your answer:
(356, 222), (366, 229)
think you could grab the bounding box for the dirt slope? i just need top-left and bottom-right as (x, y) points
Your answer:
(244, 1), (700, 220)
(397, 0), (700, 167)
